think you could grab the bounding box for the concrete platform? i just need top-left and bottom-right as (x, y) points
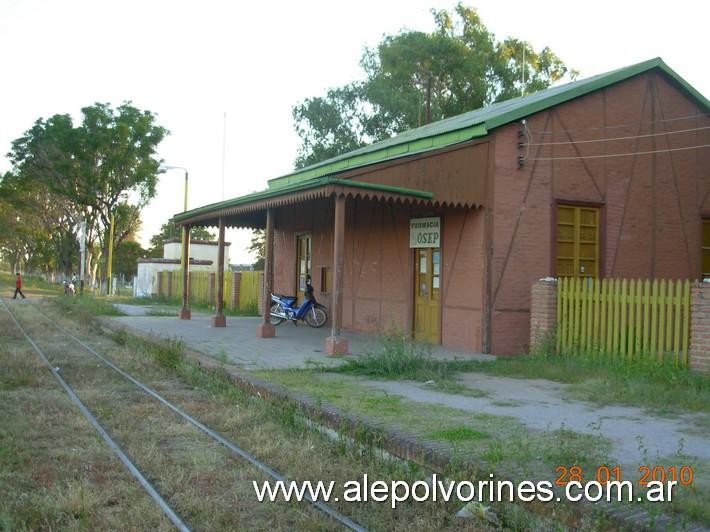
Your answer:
(110, 304), (493, 370)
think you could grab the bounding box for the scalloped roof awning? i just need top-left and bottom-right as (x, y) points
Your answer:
(173, 177), (437, 229)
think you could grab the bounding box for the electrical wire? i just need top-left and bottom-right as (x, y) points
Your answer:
(531, 112), (709, 135)
(526, 143), (710, 162)
(523, 125), (710, 147)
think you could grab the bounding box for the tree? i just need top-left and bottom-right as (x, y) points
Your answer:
(7, 102), (167, 288)
(0, 171), (77, 277)
(248, 230), (265, 270)
(146, 221), (215, 258)
(293, 3), (577, 168)
(112, 240), (146, 279)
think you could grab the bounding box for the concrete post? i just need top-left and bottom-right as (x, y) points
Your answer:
(166, 270), (173, 299)
(179, 225), (191, 320)
(157, 271), (164, 298)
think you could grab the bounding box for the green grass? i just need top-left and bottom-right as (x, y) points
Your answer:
(331, 330), (481, 380)
(52, 295), (126, 317)
(0, 272), (62, 296)
(253, 368), (613, 475)
(427, 426), (490, 442)
(114, 295), (260, 316)
(469, 346), (710, 414)
(331, 329), (710, 413)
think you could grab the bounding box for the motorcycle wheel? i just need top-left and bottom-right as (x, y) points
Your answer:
(305, 306), (327, 328)
(269, 302), (285, 326)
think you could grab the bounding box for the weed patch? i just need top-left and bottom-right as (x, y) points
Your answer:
(53, 295), (125, 317)
(331, 330), (480, 381)
(427, 426), (490, 442)
(466, 347), (710, 414)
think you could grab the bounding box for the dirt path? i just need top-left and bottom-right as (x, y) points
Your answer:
(358, 373), (709, 468)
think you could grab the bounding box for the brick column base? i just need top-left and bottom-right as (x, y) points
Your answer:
(211, 314), (226, 327)
(256, 322), (276, 338)
(179, 307), (191, 320)
(690, 282), (710, 373)
(530, 279), (557, 352)
(325, 336), (349, 355)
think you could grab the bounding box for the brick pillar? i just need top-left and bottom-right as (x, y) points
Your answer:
(166, 271), (172, 299)
(530, 279), (558, 351)
(690, 282), (710, 374)
(231, 272), (242, 309)
(257, 272), (265, 316)
(208, 272), (216, 306)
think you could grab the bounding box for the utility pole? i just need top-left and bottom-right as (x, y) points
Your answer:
(107, 210), (115, 296)
(79, 220), (86, 294)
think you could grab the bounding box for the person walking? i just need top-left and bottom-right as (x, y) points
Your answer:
(13, 272), (26, 299)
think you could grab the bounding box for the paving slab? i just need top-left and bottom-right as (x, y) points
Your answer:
(109, 305), (493, 370)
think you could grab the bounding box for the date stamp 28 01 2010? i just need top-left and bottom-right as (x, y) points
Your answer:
(555, 465), (694, 486)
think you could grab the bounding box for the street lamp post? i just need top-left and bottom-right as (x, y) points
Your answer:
(160, 165), (190, 319)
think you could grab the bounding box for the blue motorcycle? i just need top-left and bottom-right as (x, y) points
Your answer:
(269, 293), (328, 328)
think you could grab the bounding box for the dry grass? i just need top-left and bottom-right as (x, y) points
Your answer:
(0, 300), (490, 531)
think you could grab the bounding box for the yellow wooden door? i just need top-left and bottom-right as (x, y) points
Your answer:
(556, 205), (599, 278)
(414, 248), (441, 343)
(296, 234), (311, 302)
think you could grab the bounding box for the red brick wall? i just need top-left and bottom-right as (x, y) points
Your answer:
(690, 283), (710, 373)
(529, 280), (557, 350)
(490, 71), (710, 355)
(272, 197), (486, 351)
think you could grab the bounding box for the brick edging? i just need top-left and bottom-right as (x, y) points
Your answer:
(97, 317), (702, 531)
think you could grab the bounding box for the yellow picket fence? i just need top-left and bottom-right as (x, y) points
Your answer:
(556, 278), (691, 366)
(158, 270), (262, 311)
(238, 271), (261, 309)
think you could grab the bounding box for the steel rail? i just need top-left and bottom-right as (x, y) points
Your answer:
(0, 299), (191, 532)
(24, 301), (367, 532)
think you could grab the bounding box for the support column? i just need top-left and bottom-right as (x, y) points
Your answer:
(179, 224), (191, 320)
(257, 209), (276, 337)
(212, 217), (227, 327)
(326, 194), (348, 355)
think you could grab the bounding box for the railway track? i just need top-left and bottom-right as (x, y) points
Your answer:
(1, 298), (366, 531)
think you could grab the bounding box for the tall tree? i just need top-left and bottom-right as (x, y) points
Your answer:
(7, 102), (167, 287)
(293, 3), (576, 168)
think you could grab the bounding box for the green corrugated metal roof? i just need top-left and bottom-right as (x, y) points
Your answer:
(173, 176), (433, 224)
(269, 57), (709, 189)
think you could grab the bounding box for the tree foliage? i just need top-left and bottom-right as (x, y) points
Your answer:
(146, 221), (215, 258)
(248, 229), (265, 270)
(292, 3), (576, 168)
(4, 101), (167, 283)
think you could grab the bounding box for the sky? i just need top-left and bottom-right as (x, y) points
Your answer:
(1, 0), (708, 264)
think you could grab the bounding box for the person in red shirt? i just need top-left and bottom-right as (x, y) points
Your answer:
(13, 272), (26, 299)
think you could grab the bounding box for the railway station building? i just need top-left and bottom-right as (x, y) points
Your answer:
(173, 58), (710, 355)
